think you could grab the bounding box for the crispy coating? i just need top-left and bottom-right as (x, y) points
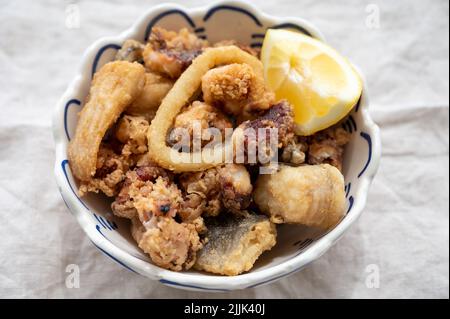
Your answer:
(202, 63), (274, 119)
(281, 136), (308, 165)
(308, 127), (351, 171)
(178, 164), (252, 220)
(68, 26), (351, 276)
(143, 27), (208, 79)
(115, 39), (145, 63)
(78, 115), (150, 198)
(253, 164), (346, 229)
(68, 61), (145, 181)
(179, 168), (222, 219)
(131, 216), (203, 271)
(242, 100), (295, 147)
(202, 63), (253, 115)
(168, 101), (232, 149)
(115, 115), (150, 156)
(78, 144), (132, 197)
(126, 72), (174, 121)
(232, 100), (295, 164)
(217, 164), (253, 213)
(214, 40), (260, 57)
(135, 176), (182, 222)
(194, 213), (276, 276)
(111, 167), (177, 220)
(148, 46), (267, 171)
(280, 126), (351, 170)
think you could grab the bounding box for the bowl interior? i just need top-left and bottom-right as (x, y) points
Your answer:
(58, 3), (375, 286)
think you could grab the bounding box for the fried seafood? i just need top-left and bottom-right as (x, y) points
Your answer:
(78, 144), (132, 197)
(115, 39), (145, 63)
(217, 164), (253, 213)
(308, 127), (351, 171)
(202, 63), (274, 120)
(68, 61), (145, 181)
(194, 213), (276, 276)
(111, 165), (176, 220)
(78, 115), (151, 197)
(179, 168), (222, 219)
(131, 216), (203, 271)
(253, 164), (346, 229)
(68, 27), (352, 275)
(168, 101), (232, 149)
(232, 100), (295, 164)
(214, 40), (260, 57)
(125, 72), (174, 121)
(148, 45), (271, 171)
(115, 115), (149, 156)
(143, 27), (208, 79)
(281, 136), (308, 165)
(178, 164), (252, 220)
(279, 126), (350, 170)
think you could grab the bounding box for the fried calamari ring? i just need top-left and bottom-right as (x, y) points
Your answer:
(148, 46), (265, 171)
(68, 61), (145, 181)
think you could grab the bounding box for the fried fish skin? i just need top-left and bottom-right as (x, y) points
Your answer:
(253, 164), (346, 229)
(68, 61), (145, 181)
(194, 213), (276, 276)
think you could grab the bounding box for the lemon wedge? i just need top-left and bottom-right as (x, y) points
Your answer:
(261, 29), (362, 135)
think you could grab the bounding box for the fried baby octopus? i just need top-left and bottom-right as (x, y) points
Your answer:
(179, 164), (253, 220)
(112, 163), (205, 271)
(281, 126), (351, 171)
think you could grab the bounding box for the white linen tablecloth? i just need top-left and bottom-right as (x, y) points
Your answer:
(0, 0), (448, 298)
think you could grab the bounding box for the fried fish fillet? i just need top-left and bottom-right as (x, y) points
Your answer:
(68, 61), (145, 181)
(194, 213), (276, 276)
(253, 164), (346, 229)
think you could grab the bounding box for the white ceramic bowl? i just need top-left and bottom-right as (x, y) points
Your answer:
(53, 0), (381, 291)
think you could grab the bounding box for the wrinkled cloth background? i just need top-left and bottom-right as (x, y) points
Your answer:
(0, 0), (448, 298)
